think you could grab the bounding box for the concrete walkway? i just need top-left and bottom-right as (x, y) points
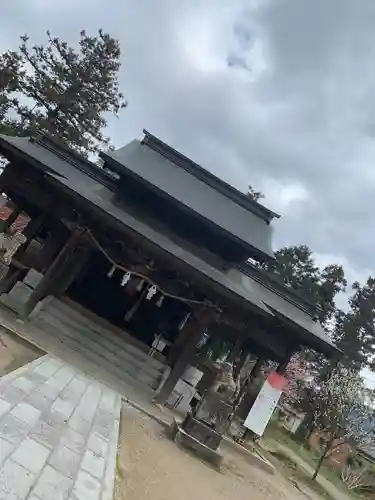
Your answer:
(0, 355), (121, 500)
(0, 306), (156, 413)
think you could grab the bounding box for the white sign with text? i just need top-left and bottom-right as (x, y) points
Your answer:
(244, 372), (287, 436)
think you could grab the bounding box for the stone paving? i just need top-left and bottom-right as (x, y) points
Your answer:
(0, 355), (121, 500)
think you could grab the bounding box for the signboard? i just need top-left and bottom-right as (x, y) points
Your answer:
(244, 372), (287, 436)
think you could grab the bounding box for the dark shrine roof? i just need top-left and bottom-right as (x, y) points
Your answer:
(0, 133), (339, 358)
(101, 131), (278, 261)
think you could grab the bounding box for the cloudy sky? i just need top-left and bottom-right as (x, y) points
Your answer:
(2, 0), (375, 293)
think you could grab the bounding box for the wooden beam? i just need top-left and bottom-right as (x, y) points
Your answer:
(22, 228), (85, 317)
(4, 165), (78, 224)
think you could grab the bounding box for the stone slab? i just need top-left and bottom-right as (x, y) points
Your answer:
(0, 355), (121, 500)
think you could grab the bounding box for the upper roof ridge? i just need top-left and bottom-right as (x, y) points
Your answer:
(141, 130), (280, 224)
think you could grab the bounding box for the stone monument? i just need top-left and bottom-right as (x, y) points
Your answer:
(171, 361), (238, 466)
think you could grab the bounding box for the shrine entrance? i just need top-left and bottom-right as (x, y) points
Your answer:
(65, 248), (189, 350)
(0, 131), (339, 415)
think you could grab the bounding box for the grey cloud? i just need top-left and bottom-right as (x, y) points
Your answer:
(2, 0), (375, 285)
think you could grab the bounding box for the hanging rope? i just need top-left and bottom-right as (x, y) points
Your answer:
(87, 230), (221, 311)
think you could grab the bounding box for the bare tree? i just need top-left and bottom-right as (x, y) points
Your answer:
(310, 366), (375, 480)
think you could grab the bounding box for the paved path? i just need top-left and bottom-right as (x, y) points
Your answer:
(0, 355), (121, 500)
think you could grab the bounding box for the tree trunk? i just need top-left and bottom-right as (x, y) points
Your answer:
(312, 437), (334, 480)
(305, 420), (315, 442)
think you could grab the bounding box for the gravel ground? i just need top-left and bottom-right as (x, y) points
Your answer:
(0, 326), (42, 376)
(114, 406), (314, 500)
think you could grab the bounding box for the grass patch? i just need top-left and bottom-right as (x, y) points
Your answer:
(265, 425), (318, 468)
(270, 449), (332, 499)
(263, 425), (365, 499)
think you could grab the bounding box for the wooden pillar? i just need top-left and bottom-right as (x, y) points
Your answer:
(37, 230), (66, 271)
(233, 347), (248, 380)
(276, 359), (289, 375)
(15, 211), (47, 256)
(155, 308), (214, 405)
(235, 356), (265, 421)
(276, 345), (295, 375)
(0, 210), (48, 295)
(198, 334), (211, 359)
(248, 356), (264, 382)
(167, 312), (194, 366)
(239, 356), (267, 440)
(23, 228), (85, 317)
(227, 339), (243, 363)
(0, 201), (21, 287)
(52, 243), (91, 297)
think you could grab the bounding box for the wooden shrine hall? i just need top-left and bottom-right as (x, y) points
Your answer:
(0, 130), (338, 404)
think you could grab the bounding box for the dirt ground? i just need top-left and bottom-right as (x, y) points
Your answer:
(115, 406), (318, 500)
(0, 326), (43, 376)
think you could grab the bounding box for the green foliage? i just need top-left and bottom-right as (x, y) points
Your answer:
(263, 244), (375, 369)
(263, 244), (347, 326)
(0, 29), (126, 156)
(333, 278), (375, 368)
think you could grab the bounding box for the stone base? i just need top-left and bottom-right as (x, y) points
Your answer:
(0, 271), (48, 318)
(0, 281), (33, 315)
(170, 419), (223, 469)
(181, 412), (223, 450)
(23, 269), (43, 289)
